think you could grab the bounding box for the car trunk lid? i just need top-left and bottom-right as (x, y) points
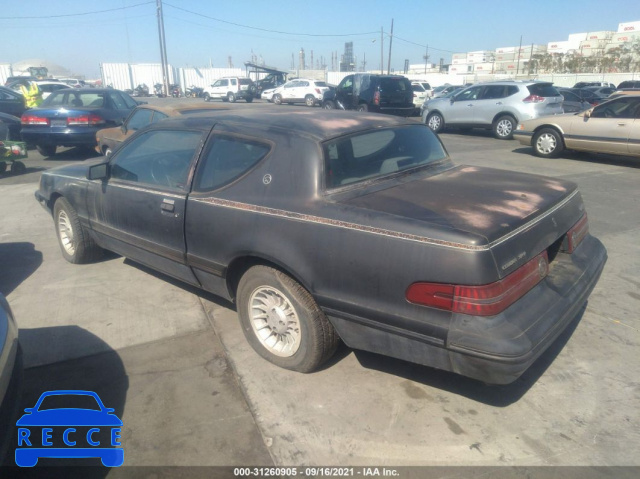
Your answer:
(339, 165), (585, 278)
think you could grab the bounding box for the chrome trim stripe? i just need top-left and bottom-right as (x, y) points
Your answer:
(488, 190), (580, 248)
(565, 134), (628, 143)
(191, 197), (488, 251)
(106, 181), (185, 199)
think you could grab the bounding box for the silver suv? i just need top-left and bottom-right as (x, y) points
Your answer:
(422, 81), (563, 139)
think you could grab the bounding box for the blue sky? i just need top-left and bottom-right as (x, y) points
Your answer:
(1, 0), (639, 78)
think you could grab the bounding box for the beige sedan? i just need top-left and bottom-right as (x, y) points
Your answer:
(514, 95), (640, 158)
(96, 102), (228, 156)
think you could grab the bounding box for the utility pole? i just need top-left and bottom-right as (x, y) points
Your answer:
(424, 44), (429, 74)
(156, 0), (170, 96)
(380, 27), (384, 73)
(387, 19), (394, 74)
(515, 35), (523, 77)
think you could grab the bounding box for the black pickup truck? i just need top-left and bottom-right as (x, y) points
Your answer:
(35, 110), (606, 384)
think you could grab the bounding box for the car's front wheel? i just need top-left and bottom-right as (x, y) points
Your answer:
(237, 265), (340, 372)
(227, 92), (236, 103)
(426, 112), (444, 133)
(246, 96), (254, 103)
(493, 115), (516, 140)
(273, 94), (283, 105)
(54, 197), (103, 264)
(533, 128), (564, 158)
(204, 93), (211, 102)
(323, 100), (335, 110)
(36, 144), (57, 157)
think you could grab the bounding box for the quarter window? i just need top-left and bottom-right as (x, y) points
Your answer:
(127, 109), (154, 131)
(193, 136), (270, 192)
(110, 129), (202, 190)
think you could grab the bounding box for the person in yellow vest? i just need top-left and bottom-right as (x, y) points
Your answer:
(19, 81), (43, 108)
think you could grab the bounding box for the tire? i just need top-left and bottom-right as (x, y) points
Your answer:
(357, 104), (369, 112)
(104, 147), (113, 157)
(53, 197), (103, 264)
(204, 93), (210, 102)
(246, 96), (253, 103)
(426, 112), (444, 133)
(273, 94), (283, 105)
(533, 128), (564, 158)
(493, 115), (516, 140)
(227, 92), (236, 103)
(36, 144), (57, 157)
(11, 161), (26, 175)
(323, 100), (335, 110)
(237, 265), (340, 372)
(0, 161), (6, 174)
(305, 95), (316, 107)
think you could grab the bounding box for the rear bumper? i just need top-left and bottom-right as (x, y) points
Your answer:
(378, 106), (415, 117)
(327, 234), (607, 384)
(21, 129), (98, 147)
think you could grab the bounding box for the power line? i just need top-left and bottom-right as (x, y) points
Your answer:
(163, 2), (378, 37)
(393, 34), (455, 54)
(0, 1), (154, 19)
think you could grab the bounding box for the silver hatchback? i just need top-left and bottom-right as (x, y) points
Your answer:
(422, 81), (563, 139)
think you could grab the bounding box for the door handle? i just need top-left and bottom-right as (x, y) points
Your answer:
(161, 198), (175, 213)
(496, 102), (503, 105)
(617, 122), (626, 126)
(467, 104), (473, 107)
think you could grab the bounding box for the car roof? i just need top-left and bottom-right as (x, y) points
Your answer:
(134, 102), (231, 116)
(159, 109), (415, 141)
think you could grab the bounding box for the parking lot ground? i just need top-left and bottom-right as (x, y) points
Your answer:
(1, 100), (639, 469)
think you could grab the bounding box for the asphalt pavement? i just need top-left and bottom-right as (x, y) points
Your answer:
(1, 97), (639, 473)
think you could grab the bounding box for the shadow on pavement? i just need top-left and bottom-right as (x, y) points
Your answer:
(1, 325), (129, 478)
(511, 146), (640, 169)
(354, 305), (586, 407)
(0, 243), (43, 297)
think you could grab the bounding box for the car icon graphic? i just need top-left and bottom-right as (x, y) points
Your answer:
(15, 390), (123, 467)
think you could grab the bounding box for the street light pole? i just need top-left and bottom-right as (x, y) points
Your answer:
(387, 19), (394, 74)
(156, 0), (170, 96)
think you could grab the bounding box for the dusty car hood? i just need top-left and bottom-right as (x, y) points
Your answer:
(43, 158), (106, 180)
(341, 165), (577, 244)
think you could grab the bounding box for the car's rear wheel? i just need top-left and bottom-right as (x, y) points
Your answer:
(54, 197), (103, 264)
(246, 96), (253, 103)
(204, 93), (211, 102)
(0, 161), (6, 174)
(357, 104), (369, 112)
(11, 161), (26, 175)
(426, 112), (444, 133)
(227, 92), (236, 103)
(273, 94), (283, 105)
(493, 115), (516, 140)
(533, 128), (564, 158)
(36, 144), (57, 157)
(237, 265), (340, 372)
(305, 95), (316, 107)
(103, 146), (113, 157)
(323, 100), (335, 110)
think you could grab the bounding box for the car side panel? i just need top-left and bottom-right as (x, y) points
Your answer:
(567, 116), (630, 154)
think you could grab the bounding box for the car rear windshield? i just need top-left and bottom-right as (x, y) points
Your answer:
(239, 78), (252, 85)
(42, 91), (107, 107)
(379, 77), (410, 92)
(324, 125), (447, 189)
(314, 81), (328, 87)
(527, 83), (560, 97)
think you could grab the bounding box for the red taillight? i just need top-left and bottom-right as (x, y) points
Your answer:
(522, 94), (545, 103)
(413, 93), (418, 98)
(67, 114), (105, 126)
(21, 114), (49, 126)
(315, 88), (322, 94)
(562, 214), (589, 254)
(373, 91), (380, 106)
(406, 251), (549, 317)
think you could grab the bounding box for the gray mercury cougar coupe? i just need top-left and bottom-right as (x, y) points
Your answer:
(35, 110), (607, 384)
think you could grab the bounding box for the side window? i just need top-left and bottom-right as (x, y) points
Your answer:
(456, 87), (481, 101)
(126, 109), (154, 131)
(110, 130), (202, 190)
(109, 92), (128, 110)
(300, 81), (309, 87)
(230, 79), (237, 86)
(507, 86), (519, 96)
(193, 136), (270, 192)
(121, 93), (138, 109)
(220, 80), (228, 87)
(339, 76), (353, 91)
(561, 91), (580, 102)
(480, 85), (506, 100)
(151, 111), (168, 123)
(592, 98), (637, 119)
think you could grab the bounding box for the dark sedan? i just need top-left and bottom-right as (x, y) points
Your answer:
(0, 293), (22, 463)
(35, 110), (607, 385)
(0, 86), (27, 119)
(20, 88), (138, 157)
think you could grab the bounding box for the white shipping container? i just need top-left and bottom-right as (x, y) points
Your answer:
(448, 64), (472, 74)
(587, 31), (614, 40)
(452, 58), (466, 65)
(494, 62), (518, 72)
(495, 53), (515, 61)
(495, 46), (516, 53)
(617, 20), (640, 33)
(569, 32), (588, 42)
(611, 32), (640, 43)
(452, 53), (466, 60)
(473, 63), (494, 72)
(100, 63), (133, 91)
(467, 50), (492, 55)
(580, 39), (607, 49)
(579, 47), (603, 57)
(0, 64), (12, 85)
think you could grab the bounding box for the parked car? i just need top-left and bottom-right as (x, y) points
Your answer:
(7, 80), (72, 100)
(607, 89), (640, 101)
(203, 77), (255, 103)
(20, 88), (138, 157)
(557, 88), (591, 113)
(96, 102), (229, 156)
(573, 81), (615, 89)
(35, 110), (607, 385)
(410, 82), (429, 112)
(323, 74), (414, 116)
(416, 81), (433, 98)
(422, 81), (563, 139)
(514, 95), (640, 158)
(572, 88), (608, 106)
(582, 86), (616, 98)
(0, 85), (27, 118)
(261, 88), (277, 102)
(254, 72), (288, 96)
(0, 112), (22, 144)
(0, 293), (23, 463)
(271, 79), (330, 107)
(57, 78), (87, 88)
(432, 85), (463, 99)
(617, 80), (640, 90)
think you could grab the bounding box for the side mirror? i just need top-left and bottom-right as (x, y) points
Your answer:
(584, 109), (592, 118)
(88, 162), (109, 180)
